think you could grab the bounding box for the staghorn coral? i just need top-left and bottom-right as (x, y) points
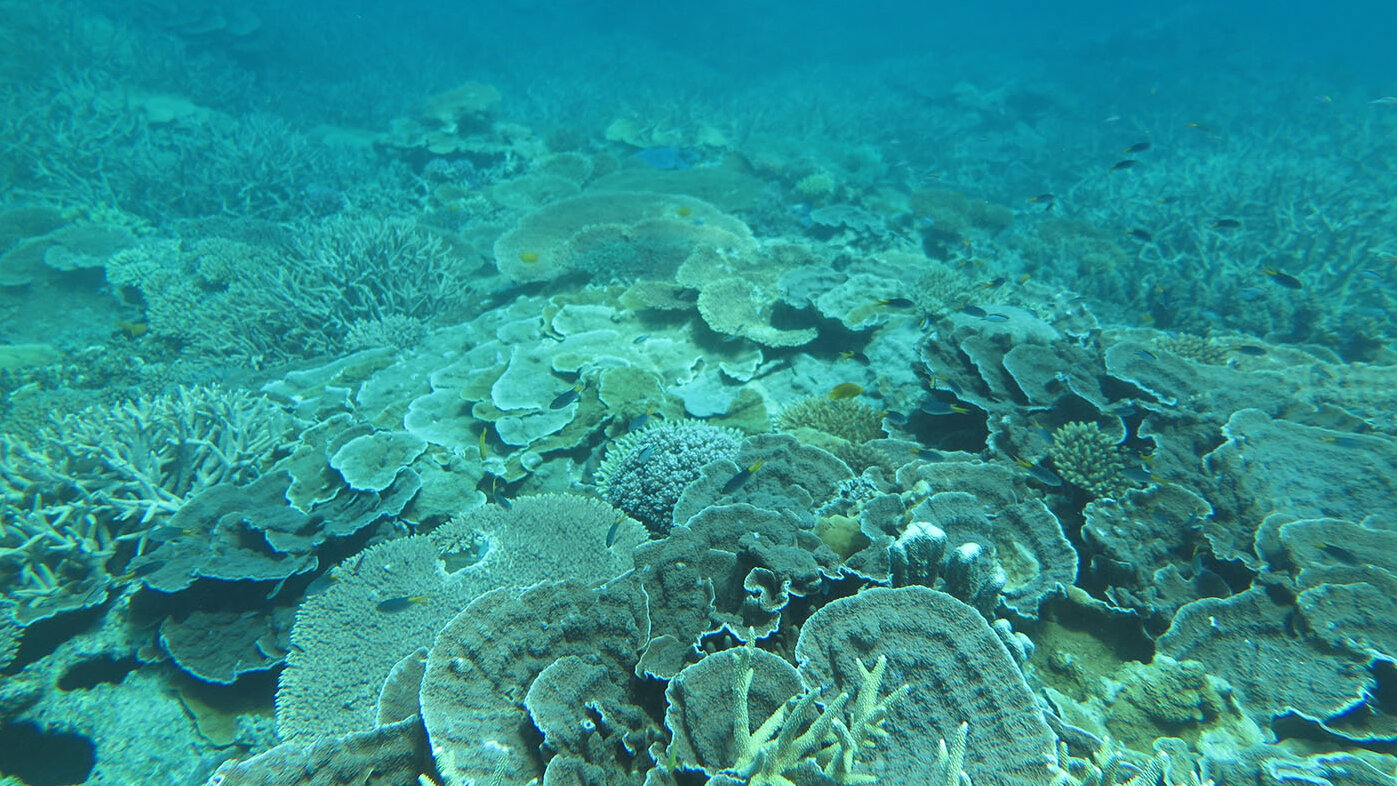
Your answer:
(1049, 421), (1129, 500)
(594, 419), (744, 532)
(665, 644), (907, 786)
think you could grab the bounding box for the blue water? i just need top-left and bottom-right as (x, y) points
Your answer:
(2, 2), (1396, 784)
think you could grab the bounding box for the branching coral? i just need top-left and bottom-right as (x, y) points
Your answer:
(1048, 421), (1128, 499)
(110, 215), (472, 363)
(1, 385), (291, 527)
(725, 648), (909, 786)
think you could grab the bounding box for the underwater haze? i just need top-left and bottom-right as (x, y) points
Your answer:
(2, 1), (1397, 785)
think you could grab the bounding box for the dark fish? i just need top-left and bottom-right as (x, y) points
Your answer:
(492, 492), (513, 510)
(633, 334), (650, 344)
(1318, 543), (1359, 565)
(1026, 464), (1064, 487)
(1135, 348), (1158, 361)
(628, 412), (651, 432)
(605, 517), (625, 548)
(1121, 467), (1158, 485)
(1110, 159), (1140, 171)
(376, 594), (428, 613)
(1234, 344), (1267, 356)
(876, 297), (915, 308)
(930, 375), (964, 396)
(1261, 266), (1304, 290)
(1122, 141), (1152, 154)
(982, 277), (1007, 289)
(303, 572), (338, 597)
(982, 313), (1009, 323)
(1126, 228), (1153, 242)
(636, 445), (655, 462)
(909, 446), (945, 461)
(883, 410), (909, 427)
(921, 400), (971, 416)
(123, 560), (166, 580)
(721, 459), (765, 494)
(549, 384), (583, 409)
(1212, 218), (1242, 229)
(1029, 193), (1056, 208)
(958, 305), (988, 318)
(146, 525), (188, 542)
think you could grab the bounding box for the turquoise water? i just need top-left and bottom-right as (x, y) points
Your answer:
(1, 2), (1395, 784)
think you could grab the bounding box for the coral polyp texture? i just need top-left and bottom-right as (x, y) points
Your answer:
(594, 419), (745, 532)
(2, 7), (1395, 786)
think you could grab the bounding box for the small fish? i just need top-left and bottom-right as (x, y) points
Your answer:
(675, 206), (693, 217)
(605, 516), (625, 547)
(121, 560), (166, 581)
(981, 313), (1009, 323)
(828, 382), (863, 400)
(628, 413), (651, 432)
(303, 572), (338, 597)
(550, 383), (584, 409)
(636, 445), (655, 462)
(518, 252), (540, 264)
(1320, 435), (1366, 449)
(1233, 344), (1267, 356)
(1135, 348), (1158, 361)
(883, 410), (910, 427)
(1110, 159), (1139, 171)
(146, 525), (190, 542)
(1212, 218), (1242, 229)
(921, 400), (971, 416)
(1261, 266), (1304, 290)
(116, 320), (148, 338)
(1027, 463), (1064, 487)
(376, 594), (429, 613)
(1122, 141), (1151, 153)
(1368, 97), (1397, 106)
(876, 297), (915, 308)
(1016, 273), (1032, 284)
(1121, 467), (1160, 485)
(1318, 543), (1359, 564)
(957, 305), (988, 318)
(909, 446), (945, 461)
(930, 375), (964, 396)
(478, 428), (488, 461)
(633, 334), (650, 344)
(1311, 94), (1333, 105)
(1125, 228), (1153, 242)
(1028, 193), (1056, 206)
(839, 350), (869, 363)
(721, 459), (765, 494)
(1187, 122), (1214, 132)
(982, 277), (1006, 289)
